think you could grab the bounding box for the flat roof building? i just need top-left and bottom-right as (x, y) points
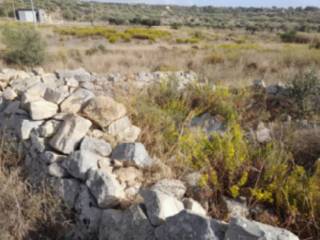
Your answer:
(16, 9), (47, 23)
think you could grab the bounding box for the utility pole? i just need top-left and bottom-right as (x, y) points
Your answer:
(30, 0), (36, 25)
(90, 2), (94, 25)
(11, 0), (17, 21)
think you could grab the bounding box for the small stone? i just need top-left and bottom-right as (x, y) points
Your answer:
(65, 77), (79, 88)
(38, 120), (61, 138)
(28, 99), (58, 120)
(112, 143), (153, 168)
(2, 87), (17, 100)
(151, 179), (186, 200)
(113, 167), (143, 188)
(86, 169), (125, 208)
(43, 88), (68, 104)
(30, 132), (46, 153)
(141, 189), (184, 226)
(183, 198), (207, 216)
(224, 197), (249, 218)
(80, 136), (112, 157)
(256, 122), (272, 143)
(60, 88), (95, 113)
(108, 116), (141, 142)
(63, 150), (106, 180)
(41, 151), (68, 164)
(48, 162), (69, 178)
(20, 119), (43, 140)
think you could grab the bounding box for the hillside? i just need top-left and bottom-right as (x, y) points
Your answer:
(1, 1), (320, 31)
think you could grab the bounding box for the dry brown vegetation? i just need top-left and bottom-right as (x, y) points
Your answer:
(1, 21), (320, 87)
(0, 132), (73, 240)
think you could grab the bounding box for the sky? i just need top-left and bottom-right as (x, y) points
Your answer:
(91, 0), (320, 7)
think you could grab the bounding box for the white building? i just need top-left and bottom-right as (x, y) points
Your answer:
(16, 9), (47, 23)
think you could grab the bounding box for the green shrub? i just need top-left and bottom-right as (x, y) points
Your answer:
(1, 25), (46, 66)
(289, 70), (320, 117)
(280, 30), (298, 43)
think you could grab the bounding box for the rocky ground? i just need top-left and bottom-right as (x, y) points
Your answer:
(0, 67), (301, 240)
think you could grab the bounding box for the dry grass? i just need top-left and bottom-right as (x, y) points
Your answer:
(0, 132), (73, 240)
(1, 23), (320, 87)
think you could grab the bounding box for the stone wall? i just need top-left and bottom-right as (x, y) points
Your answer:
(0, 68), (299, 240)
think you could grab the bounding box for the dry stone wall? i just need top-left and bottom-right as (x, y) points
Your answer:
(0, 68), (300, 240)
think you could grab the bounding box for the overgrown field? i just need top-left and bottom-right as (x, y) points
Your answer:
(1, 22), (320, 86)
(124, 71), (320, 239)
(0, 19), (320, 239)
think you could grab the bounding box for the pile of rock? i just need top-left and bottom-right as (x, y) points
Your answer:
(0, 68), (299, 240)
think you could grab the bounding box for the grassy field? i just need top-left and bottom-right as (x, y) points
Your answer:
(0, 18), (320, 239)
(1, 21), (320, 86)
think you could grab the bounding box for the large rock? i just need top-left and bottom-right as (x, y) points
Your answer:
(107, 116), (141, 142)
(86, 169), (125, 208)
(74, 185), (102, 238)
(43, 88), (68, 104)
(63, 150), (108, 180)
(141, 189), (184, 226)
(49, 114), (92, 154)
(10, 76), (41, 93)
(20, 119), (43, 140)
(28, 99), (58, 120)
(155, 210), (226, 240)
(225, 217), (299, 240)
(60, 88), (95, 113)
(82, 96), (127, 130)
(49, 177), (81, 208)
(99, 205), (155, 240)
(112, 143), (153, 168)
(151, 179), (186, 200)
(80, 136), (112, 157)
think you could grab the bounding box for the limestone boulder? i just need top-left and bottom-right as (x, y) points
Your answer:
(74, 185), (102, 238)
(155, 210), (226, 240)
(141, 189), (184, 226)
(151, 179), (186, 200)
(111, 143), (153, 168)
(28, 99), (58, 120)
(80, 136), (112, 157)
(107, 116), (141, 142)
(49, 114), (92, 154)
(60, 88), (95, 113)
(82, 96), (127, 130)
(225, 217), (299, 240)
(62, 150), (108, 180)
(49, 177), (81, 208)
(43, 88), (68, 104)
(99, 205), (155, 240)
(86, 169), (125, 208)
